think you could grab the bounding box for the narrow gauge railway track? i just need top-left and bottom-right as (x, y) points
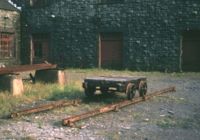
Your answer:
(63, 86), (176, 127)
(10, 99), (81, 118)
(10, 86), (176, 127)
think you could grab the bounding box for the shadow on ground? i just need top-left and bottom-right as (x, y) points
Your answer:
(48, 87), (126, 105)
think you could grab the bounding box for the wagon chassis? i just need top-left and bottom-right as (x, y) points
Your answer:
(82, 76), (147, 100)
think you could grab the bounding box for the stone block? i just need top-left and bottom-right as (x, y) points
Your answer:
(12, 77), (24, 96)
(0, 75), (24, 96)
(58, 70), (66, 86)
(35, 69), (66, 86)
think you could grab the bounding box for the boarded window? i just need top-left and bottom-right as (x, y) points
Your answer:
(0, 32), (15, 59)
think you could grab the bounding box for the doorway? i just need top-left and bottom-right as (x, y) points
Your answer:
(31, 33), (49, 64)
(182, 31), (200, 71)
(99, 32), (123, 69)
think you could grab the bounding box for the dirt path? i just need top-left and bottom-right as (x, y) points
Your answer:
(0, 73), (200, 140)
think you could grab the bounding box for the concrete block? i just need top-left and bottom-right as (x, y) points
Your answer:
(58, 70), (66, 86)
(0, 75), (24, 96)
(12, 77), (24, 96)
(35, 69), (66, 86)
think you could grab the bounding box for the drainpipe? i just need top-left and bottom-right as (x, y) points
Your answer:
(179, 36), (183, 72)
(98, 35), (101, 68)
(30, 35), (33, 65)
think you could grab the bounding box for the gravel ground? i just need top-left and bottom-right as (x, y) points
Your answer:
(0, 73), (200, 140)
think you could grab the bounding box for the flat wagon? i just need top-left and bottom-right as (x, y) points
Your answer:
(82, 76), (147, 100)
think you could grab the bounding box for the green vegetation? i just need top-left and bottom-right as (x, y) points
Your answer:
(66, 68), (200, 77)
(106, 131), (121, 140)
(21, 136), (37, 140)
(0, 69), (199, 118)
(0, 70), (127, 117)
(0, 82), (83, 117)
(156, 117), (177, 128)
(153, 95), (187, 104)
(96, 130), (121, 140)
(156, 116), (200, 129)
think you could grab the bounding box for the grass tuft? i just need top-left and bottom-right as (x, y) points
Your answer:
(156, 116), (200, 129)
(0, 82), (82, 117)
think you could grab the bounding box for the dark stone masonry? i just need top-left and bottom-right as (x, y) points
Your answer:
(13, 0), (200, 71)
(0, 0), (20, 66)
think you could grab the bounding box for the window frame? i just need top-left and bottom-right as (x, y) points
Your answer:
(0, 32), (15, 59)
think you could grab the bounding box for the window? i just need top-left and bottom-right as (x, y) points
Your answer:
(30, 0), (49, 8)
(98, 0), (124, 4)
(0, 32), (15, 59)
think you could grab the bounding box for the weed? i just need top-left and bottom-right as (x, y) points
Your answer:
(153, 95), (187, 104)
(156, 117), (177, 128)
(21, 136), (36, 140)
(132, 112), (142, 119)
(96, 130), (121, 140)
(37, 120), (43, 129)
(0, 82), (82, 117)
(0, 69), (199, 119)
(156, 116), (200, 129)
(106, 131), (121, 140)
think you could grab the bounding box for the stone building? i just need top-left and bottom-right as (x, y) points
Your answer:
(0, 0), (20, 66)
(12, 0), (200, 71)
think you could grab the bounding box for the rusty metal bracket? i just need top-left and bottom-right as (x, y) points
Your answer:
(62, 86), (176, 127)
(0, 63), (57, 75)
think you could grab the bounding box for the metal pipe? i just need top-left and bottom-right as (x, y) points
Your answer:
(63, 86), (176, 126)
(0, 63), (57, 75)
(10, 99), (81, 118)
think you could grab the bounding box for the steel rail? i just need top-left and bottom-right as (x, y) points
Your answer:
(63, 86), (176, 127)
(0, 63), (57, 75)
(10, 99), (81, 118)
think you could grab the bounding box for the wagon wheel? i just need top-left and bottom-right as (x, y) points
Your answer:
(85, 86), (95, 97)
(100, 87), (108, 95)
(126, 83), (136, 100)
(139, 81), (147, 97)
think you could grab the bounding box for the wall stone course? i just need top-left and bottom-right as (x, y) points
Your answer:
(18, 0), (200, 71)
(0, 9), (20, 66)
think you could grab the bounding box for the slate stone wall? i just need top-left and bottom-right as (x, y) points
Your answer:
(0, 9), (20, 66)
(20, 0), (200, 71)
